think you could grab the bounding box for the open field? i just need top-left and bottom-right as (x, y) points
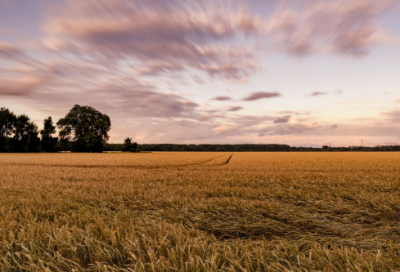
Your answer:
(0, 152), (399, 271)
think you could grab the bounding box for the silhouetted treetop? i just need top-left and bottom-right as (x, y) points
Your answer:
(57, 105), (111, 152)
(41, 117), (58, 152)
(122, 137), (138, 152)
(40, 117), (56, 138)
(0, 108), (15, 138)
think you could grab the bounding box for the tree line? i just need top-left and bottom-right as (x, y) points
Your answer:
(0, 105), (116, 153)
(0, 107), (48, 152)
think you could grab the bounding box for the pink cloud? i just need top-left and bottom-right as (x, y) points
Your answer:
(227, 106), (242, 112)
(212, 96), (232, 101)
(192, 75), (203, 84)
(382, 109), (400, 123)
(0, 76), (47, 96)
(309, 92), (329, 96)
(259, 116), (320, 136)
(274, 115), (291, 124)
(0, 42), (22, 59)
(212, 125), (231, 135)
(266, 0), (396, 57)
(212, 124), (246, 136)
(243, 92), (281, 101)
(276, 110), (310, 115)
(43, 0), (262, 82)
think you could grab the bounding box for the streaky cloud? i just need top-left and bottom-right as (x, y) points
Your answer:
(274, 115), (291, 124)
(309, 92), (328, 96)
(227, 106), (243, 112)
(243, 92), (281, 101)
(212, 96), (232, 101)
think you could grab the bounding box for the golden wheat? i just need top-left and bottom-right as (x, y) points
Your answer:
(0, 152), (399, 271)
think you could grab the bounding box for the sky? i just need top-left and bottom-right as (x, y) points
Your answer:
(1, 0), (400, 147)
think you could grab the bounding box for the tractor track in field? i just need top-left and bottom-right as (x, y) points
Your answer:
(223, 153), (234, 165)
(2, 153), (233, 169)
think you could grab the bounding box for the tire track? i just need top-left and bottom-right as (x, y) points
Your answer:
(223, 153), (234, 165)
(1, 153), (231, 169)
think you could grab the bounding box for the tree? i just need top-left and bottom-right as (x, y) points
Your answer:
(40, 117), (58, 152)
(0, 107), (16, 152)
(12, 114), (30, 152)
(122, 137), (138, 152)
(11, 114), (40, 152)
(57, 105), (111, 152)
(26, 122), (41, 152)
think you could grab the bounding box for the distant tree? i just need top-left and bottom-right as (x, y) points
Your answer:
(41, 117), (56, 138)
(11, 114), (40, 152)
(122, 137), (138, 152)
(13, 114), (30, 152)
(40, 117), (58, 152)
(57, 105), (111, 152)
(0, 107), (16, 152)
(27, 122), (41, 152)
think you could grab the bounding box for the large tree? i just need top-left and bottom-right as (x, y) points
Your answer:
(57, 105), (111, 152)
(40, 117), (58, 152)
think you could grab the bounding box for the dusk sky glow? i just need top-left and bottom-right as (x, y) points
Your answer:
(1, 0), (400, 147)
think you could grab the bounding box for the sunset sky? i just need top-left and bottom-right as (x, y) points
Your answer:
(1, 0), (400, 147)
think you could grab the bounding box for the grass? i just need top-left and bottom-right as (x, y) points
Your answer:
(0, 152), (399, 271)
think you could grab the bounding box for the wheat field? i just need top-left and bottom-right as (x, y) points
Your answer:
(0, 152), (399, 271)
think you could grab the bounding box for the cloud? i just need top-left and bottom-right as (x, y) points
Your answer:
(210, 115), (321, 138)
(276, 110), (310, 115)
(232, 114), (276, 125)
(212, 125), (231, 135)
(0, 42), (23, 60)
(134, 61), (184, 76)
(396, 99), (400, 103)
(227, 106), (242, 112)
(43, 0), (262, 82)
(259, 116), (320, 136)
(274, 115), (291, 124)
(0, 76), (47, 96)
(0, 42), (42, 68)
(212, 96), (232, 101)
(192, 75), (203, 84)
(309, 92), (328, 96)
(58, 83), (199, 119)
(266, 0), (395, 57)
(243, 92), (281, 101)
(308, 122), (400, 140)
(382, 109), (400, 123)
(212, 124), (245, 135)
(113, 89), (199, 118)
(330, 124), (338, 129)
